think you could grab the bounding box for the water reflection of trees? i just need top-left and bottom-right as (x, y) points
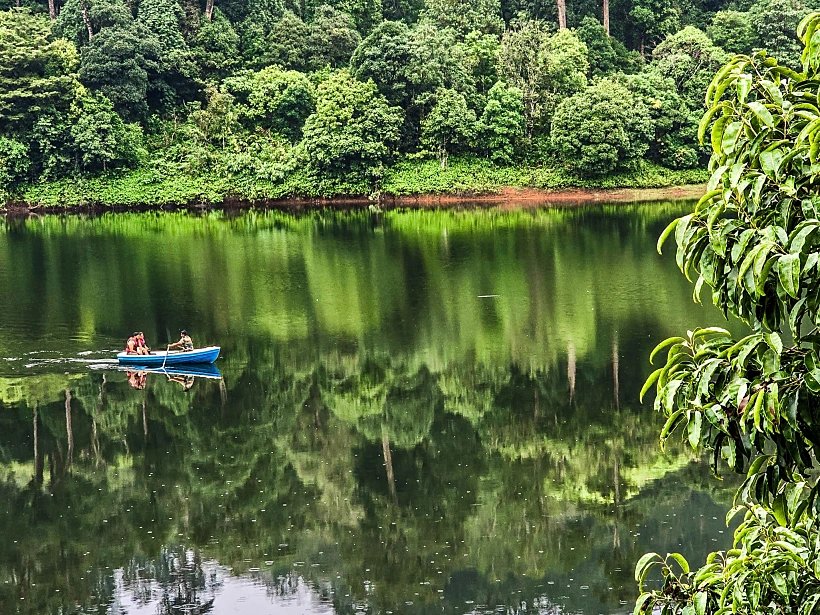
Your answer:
(0, 347), (735, 615)
(0, 203), (742, 613)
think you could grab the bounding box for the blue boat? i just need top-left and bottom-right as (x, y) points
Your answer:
(117, 346), (220, 367)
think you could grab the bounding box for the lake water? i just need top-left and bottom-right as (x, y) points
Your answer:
(0, 203), (739, 615)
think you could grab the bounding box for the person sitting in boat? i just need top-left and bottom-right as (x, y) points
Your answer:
(168, 330), (194, 352)
(125, 332), (140, 354)
(136, 332), (150, 355)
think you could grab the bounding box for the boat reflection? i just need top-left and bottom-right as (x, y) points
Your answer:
(123, 363), (222, 390)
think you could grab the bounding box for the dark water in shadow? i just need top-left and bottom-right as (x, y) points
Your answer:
(0, 204), (741, 614)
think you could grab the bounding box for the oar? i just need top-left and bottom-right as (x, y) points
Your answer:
(161, 345), (171, 370)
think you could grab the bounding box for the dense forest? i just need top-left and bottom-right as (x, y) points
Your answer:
(0, 0), (816, 202)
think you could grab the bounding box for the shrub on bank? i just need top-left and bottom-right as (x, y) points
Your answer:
(18, 156), (708, 208)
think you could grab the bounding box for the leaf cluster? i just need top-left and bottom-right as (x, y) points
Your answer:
(639, 11), (820, 615)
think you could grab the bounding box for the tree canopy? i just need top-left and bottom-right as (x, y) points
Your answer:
(0, 0), (817, 197)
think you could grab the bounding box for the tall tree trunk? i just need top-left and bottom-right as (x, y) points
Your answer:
(79, 0), (93, 39)
(48, 0), (57, 21)
(143, 397), (148, 439)
(205, 0), (215, 20)
(567, 341), (576, 404)
(65, 389), (73, 473)
(602, 0), (609, 35)
(557, 0), (566, 29)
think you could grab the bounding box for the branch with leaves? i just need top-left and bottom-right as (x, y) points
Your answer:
(637, 12), (820, 615)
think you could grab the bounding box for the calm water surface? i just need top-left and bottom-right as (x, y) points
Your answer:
(0, 203), (740, 615)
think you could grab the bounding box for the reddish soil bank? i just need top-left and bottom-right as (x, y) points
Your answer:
(378, 185), (706, 207)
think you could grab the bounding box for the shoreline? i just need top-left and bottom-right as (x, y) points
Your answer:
(4, 184), (706, 216)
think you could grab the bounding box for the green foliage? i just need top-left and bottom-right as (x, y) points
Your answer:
(747, 0), (819, 70)
(0, 137), (30, 194)
(462, 31), (500, 96)
(421, 88), (476, 168)
(193, 8), (240, 80)
(0, 10), (79, 133)
(137, 0), (188, 70)
(241, 66), (315, 141)
(615, 68), (702, 169)
(1, 0), (739, 202)
(707, 10), (755, 56)
(577, 16), (642, 78)
(477, 81), (524, 165)
(305, 5), (361, 69)
(329, 0), (380, 34)
(551, 79), (652, 176)
(498, 21), (588, 137)
(349, 20), (412, 106)
(71, 92), (143, 172)
(258, 10), (309, 70)
(301, 69), (402, 185)
(628, 0), (681, 51)
(76, 3), (163, 121)
(652, 26), (730, 111)
(637, 11), (820, 615)
(418, 0), (504, 35)
(188, 86), (240, 148)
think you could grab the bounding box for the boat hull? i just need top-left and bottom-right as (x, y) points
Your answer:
(117, 346), (220, 367)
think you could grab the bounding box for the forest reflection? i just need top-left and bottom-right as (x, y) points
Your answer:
(0, 204), (739, 614)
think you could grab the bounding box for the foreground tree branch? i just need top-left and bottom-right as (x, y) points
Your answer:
(638, 11), (820, 614)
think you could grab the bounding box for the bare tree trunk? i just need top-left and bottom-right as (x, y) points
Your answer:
(65, 389), (73, 473)
(567, 341), (576, 404)
(381, 428), (397, 503)
(557, 0), (566, 29)
(602, 0), (609, 35)
(143, 397), (148, 439)
(205, 0), (215, 20)
(79, 0), (93, 40)
(48, 0), (57, 21)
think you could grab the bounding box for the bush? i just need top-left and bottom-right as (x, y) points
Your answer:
(301, 70), (402, 185)
(0, 137), (30, 193)
(71, 92), (145, 173)
(550, 79), (652, 177)
(242, 67), (315, 141)
(420, 88), (476, 168)
(477, 81), (524, 165)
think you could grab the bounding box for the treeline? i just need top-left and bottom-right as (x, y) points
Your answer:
(0, 0), (816, 199)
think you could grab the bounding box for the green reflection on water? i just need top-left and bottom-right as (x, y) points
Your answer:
(0, 203), (740, 614)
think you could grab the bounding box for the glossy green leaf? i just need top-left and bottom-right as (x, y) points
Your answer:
(778, 253), (801, 298)
(649, 337), (686, 365)
(748, 101), (774, 128)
